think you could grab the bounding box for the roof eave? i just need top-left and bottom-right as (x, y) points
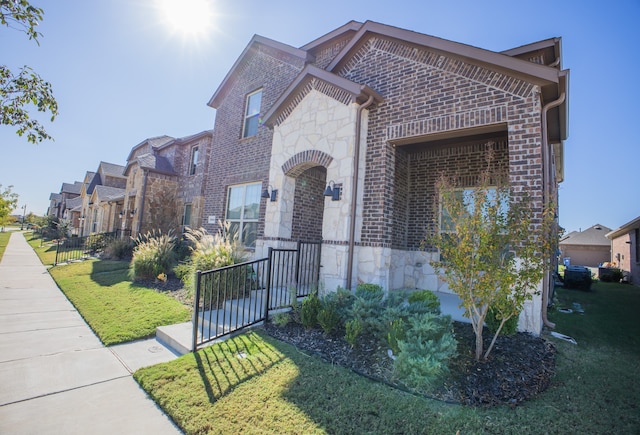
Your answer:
(328, 21), (561, 86)
(208, 35), (313, 109)
(263, 64), (384, 127)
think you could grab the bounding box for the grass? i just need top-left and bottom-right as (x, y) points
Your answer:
(49, 259), (191, 345)
(25, 232), (59, 266)
(135, 280), (640, 434)
(0, 231), (10, 261)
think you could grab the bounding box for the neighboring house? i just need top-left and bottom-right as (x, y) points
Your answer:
(76, 163), (126, 237)
(201, 20), (569, 334)
(47, 181), (83, 219)
(606, 216), (640, 286)
(559, 224), (612, 267)
(123, 131), (213, 236)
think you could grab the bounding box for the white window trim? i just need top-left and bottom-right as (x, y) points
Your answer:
(226, 182), (260, 247)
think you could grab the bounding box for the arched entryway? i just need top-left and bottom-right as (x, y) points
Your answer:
(290, 166), (326, 241)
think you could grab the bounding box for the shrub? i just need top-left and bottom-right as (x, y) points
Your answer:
(103, 237), (133, 260)
(301, 292), (321, 329)
(345, 318), (362, 347)
(180, 223), (248, 294)
(387, 318), (405, 355)
(407, 290), (441, 314)
(321, 286), (355, 322)
(129, 230), (176, 281)
(351, 294), (384, 336)
(600, 268), (623, 283)
(355, 283), (384, 301)
(485, 306), (518, 336)
(317, 303), (341, 335)
(272, 311), (290, 327)
(394, 313), (457, 391)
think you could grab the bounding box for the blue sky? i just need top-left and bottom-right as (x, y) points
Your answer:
(1, 0), (638, 234)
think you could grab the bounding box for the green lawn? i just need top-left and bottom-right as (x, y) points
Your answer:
(135, 281), (640, 434)
(25, 232), (59, 266)
(0, 231), (10, 262)
(49, 259), (191, 345)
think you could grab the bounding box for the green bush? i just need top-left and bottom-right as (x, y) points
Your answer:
(103, 238), (133, 260)
(407, 290), (440, 314)
(394, 313), (457, 391)
(386, 318), (405, 355)
(321, 286), (355, 322)
(600, 268), (623, 283)
(355, 283), (384, 301)
(485, 305), (518, 336)
(129, 230), (176, 281)
(317, 302), (341, 335)
(344, 318), (362, 347)
(272, 311), (290, 327)
(301, 292), (321, 329)
(180, 223), (248, 295)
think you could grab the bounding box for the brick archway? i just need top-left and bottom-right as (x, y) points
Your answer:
(282, 150), (333, 177)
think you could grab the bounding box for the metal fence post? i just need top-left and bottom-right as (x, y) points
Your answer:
(265, 248), (273, 322)
(55, 239), (60, 265)
(191, 270), (202, 352)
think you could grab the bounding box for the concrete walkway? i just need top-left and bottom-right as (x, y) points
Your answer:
(0, 232), (182, 434)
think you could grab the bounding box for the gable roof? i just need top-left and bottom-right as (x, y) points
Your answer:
(125, 136), (175, 162)
(124, 153), (175, 176)
(92, 185), (125, 203)
(98, 161), (126, 178)
(606, 216), (640, 240)
(65, 196), (83, 210)
(300, 20), (363, 53)
(328, 21), (562, 85)
(263, 64), (384, 127)
(207, 35), (313, 109)
(560, 224), (612, 247)
(61, 182), (82, 195)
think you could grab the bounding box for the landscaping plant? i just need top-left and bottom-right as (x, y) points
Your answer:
(426, 167), (556, 361)
(129, 230), (177, 280)
(180, 221), (248, 294)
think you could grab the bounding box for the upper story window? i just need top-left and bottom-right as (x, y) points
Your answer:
(183, 203), (192, 229)
(189, 146), (199, 175)
(242, 89), (262, 138)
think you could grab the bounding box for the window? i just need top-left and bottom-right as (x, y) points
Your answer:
(635, 228), (639, 264)
(226, 183), (261, 247)
(189, 146), (199, 175)
(439, 187), (509, 261)
(440, 187), (507, 233)
(242, 89), (262, 138)
(183, 204), (192, 229)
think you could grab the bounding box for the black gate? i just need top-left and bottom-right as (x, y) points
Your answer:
(192, 241), (321, 351)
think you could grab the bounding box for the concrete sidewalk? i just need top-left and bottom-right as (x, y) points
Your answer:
(0, 232), (182, 434)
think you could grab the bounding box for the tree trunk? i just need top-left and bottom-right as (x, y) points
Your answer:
(475, 323), (484, 361)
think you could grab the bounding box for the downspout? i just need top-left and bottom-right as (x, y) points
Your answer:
(137, 169), (149, 235)
(346, 91), (375, 290)
(540, 91), (566, 329)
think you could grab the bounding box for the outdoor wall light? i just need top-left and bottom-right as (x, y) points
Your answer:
(130, 209), (137, 217)
(261, 185), (278, 202)
(324, 180), (341, 201)
(118, 210), (124, 218)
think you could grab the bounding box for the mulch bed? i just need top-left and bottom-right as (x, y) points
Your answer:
(143, 277), (556, 406)
(263, 320), (556, 407)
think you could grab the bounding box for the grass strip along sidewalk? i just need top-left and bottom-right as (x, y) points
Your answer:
(134, 281), (640, 434)
(49, 259), (190, 345)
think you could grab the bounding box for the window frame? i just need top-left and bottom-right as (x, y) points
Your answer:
(242, 89), (263, 139)
(225, 182), (261, 248)
(189, 146), (199, 175)
(182, 203), (192, 229)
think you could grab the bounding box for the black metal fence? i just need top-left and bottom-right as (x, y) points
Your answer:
(192, 241), (321, 351)
(54, 229), (131, 265)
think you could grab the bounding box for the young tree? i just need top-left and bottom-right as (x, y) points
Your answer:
(0, 184), (19, 230)
(427, 170), (555, 361)
(1, 0), (58, 143)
